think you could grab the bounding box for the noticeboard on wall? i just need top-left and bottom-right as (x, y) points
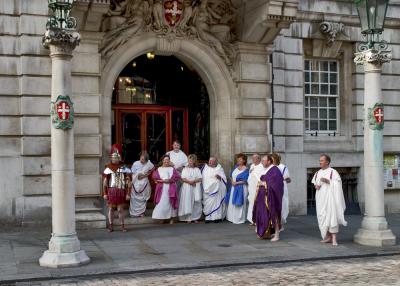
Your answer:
(384, 154), (400, 190)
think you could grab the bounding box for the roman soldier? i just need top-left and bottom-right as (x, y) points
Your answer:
(103, 144), (131, 232)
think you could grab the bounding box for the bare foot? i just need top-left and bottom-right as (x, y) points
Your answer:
(320, 237), (332, 243)
(332, 241), (338, 246)
(271, 236), (280, 242)
(169, 219), (174, 225)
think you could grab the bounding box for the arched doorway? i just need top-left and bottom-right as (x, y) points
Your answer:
(111, 54), (210, 164)
(101, 35), (236, 171)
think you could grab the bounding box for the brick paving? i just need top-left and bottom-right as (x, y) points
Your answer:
(18, 255), (400, 286)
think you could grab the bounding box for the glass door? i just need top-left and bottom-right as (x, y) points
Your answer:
(121, 112), (143, 164)
(113, 105), (188, 165)
(146, 112), (168, 164)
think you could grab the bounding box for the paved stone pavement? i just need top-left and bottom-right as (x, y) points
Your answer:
(15, 255), (400, 286)
(1, 215), (400, 284)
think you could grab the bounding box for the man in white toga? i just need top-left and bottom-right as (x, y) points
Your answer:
(312, 154), (347, 246)
(247, 153), (265, 224)
(166, 140), (188, 173)
(202, 156), (227, 223)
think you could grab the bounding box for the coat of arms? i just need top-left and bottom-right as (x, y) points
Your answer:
(368, 103), (384, 130)
(164, 0), (183, 26)
(51, 95), (74, 130)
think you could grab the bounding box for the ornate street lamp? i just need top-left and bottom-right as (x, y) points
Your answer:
(47, 0), (77, 29)
(355, 0), (389, 50)
(353, 0), (396, 247)
(39, 0), (89, 267)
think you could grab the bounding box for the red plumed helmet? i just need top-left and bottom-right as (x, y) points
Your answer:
(110, 144), (123, 161)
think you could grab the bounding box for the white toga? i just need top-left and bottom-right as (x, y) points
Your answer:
(312, 167), (347, 239)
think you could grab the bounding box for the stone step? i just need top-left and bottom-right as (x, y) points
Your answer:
(76, 207), (103, 213)
(110, 209), (155, 226)
(112, 215), (155, 226)
(76, 212), (107, 229)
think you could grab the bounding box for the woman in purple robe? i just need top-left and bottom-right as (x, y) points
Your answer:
(152, 155), (181, 224)
(253, 154), (284, 241)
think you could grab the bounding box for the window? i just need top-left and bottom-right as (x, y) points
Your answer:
(304, 59), (339, 133)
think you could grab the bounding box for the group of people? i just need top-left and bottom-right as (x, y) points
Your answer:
(102, 141), (347, 246)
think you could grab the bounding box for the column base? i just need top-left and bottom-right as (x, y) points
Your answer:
(39, 249), (90, 268)
(354, 216), (396, 247)
(39, 233), (90, 268)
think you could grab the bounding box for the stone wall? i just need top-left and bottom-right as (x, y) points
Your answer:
(0, 0), (104, 225)
(273, 0), (400, 215)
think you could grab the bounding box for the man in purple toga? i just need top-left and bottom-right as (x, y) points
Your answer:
(253, 154), (284, 241)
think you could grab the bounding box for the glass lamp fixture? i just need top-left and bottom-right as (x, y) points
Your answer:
(355, 0), (389, 50)
(47, 0), (77, 29)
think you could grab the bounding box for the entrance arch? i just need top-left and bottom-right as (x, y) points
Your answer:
(100, 34), (236, 169)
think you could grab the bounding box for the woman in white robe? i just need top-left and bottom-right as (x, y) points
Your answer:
(178, 154), (203, 223)
(226, 154), (249, 224)
(129, 152), (154, 217)
(312, 154), (347, 246)
(152, 155), (181, 223)
(202, 157), (227, 222)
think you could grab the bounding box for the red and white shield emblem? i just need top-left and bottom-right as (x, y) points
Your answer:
(164, 0), (183, 27)
(56, 101), (71, 121)
(373, 107), (384, 124)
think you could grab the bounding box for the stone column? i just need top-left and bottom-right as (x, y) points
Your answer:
(353, 49), (396, 246)
(39, 28), (90, 267)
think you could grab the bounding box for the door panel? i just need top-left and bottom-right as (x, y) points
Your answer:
(121, 112), (142, 164)
(114, 105), (188, 165)
(146, 112), (167, 164)
(171, 110), (184, 146)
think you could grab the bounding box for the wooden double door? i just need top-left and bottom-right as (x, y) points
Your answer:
(114, 105), (189, 165)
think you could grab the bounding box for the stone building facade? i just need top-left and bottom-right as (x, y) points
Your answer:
(0, 0), (399, 226)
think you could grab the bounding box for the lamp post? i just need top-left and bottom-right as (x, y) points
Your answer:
(353, 0), (396, 246)
(39, 0), (90, 267)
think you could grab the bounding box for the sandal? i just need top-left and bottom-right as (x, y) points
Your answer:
(108, 223), (114, 233)
(121, 224), (127, 232)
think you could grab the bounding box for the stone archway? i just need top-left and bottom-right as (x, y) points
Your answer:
(100, 34), (237, 170)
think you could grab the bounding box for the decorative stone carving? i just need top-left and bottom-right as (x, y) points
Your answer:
(156, 36), (182, 55)
(319, 21), (346, 46)
(100, 0), (237, 66)
(43, 28), (81, 54)
(354, 49), (392, 66)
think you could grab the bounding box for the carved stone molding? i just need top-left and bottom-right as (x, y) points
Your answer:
(43, 28), (81, 55)
(319, 21), (346, 46)
(156, 36), (182, 56)
(354, 49), (392, 67)
(100, 0), (237, 67)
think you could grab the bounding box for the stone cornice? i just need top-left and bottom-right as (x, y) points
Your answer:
(296, 11), (400, 30)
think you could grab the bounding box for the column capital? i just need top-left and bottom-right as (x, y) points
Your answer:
(354, 49), (392, 70)
(43, 28), (81, 56)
